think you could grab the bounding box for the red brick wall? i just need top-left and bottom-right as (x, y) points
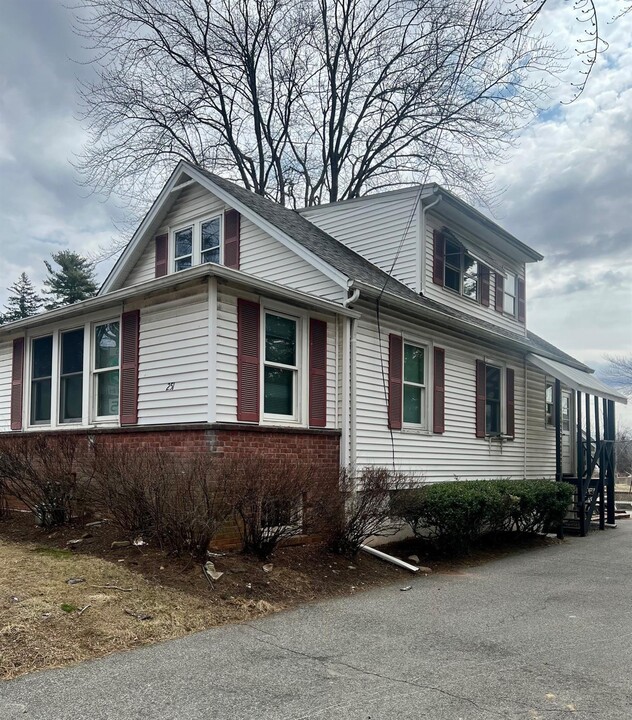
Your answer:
(1, 424), (341, 548)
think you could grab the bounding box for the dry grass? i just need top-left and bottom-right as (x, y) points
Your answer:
(0, 538), (279, 680)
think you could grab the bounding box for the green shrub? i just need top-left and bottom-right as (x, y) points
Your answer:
(392, 479), (573, 554)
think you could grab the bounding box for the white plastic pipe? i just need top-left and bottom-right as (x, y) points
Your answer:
(360, 544), (419, 573)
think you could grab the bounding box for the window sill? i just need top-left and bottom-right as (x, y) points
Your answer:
(400, 426), (431, 436)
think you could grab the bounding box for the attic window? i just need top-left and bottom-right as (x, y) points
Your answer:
(201, 218), (221, 264)
(443, 236), (478, 301)
(174, 227), (193, 271)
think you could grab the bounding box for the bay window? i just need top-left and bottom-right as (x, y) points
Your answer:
(31, 335), (53, 424)
(59, 329), (84, 423)
(94, 322), (120, 418)
(264, 313), (298, 418)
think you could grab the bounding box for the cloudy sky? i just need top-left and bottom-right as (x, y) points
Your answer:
(1, 0), (630, 421)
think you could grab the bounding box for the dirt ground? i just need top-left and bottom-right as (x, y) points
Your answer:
(0, 511), (557, 681)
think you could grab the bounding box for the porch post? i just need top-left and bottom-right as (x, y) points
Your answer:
(554, 379), (562, 481)
(576, 390), (585, 535)
(606, 399), (616, 525)
(594, 395), (605, 530)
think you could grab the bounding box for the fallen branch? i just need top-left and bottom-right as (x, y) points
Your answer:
(78, 604), (91, 616)
(90, 585), (134, 592)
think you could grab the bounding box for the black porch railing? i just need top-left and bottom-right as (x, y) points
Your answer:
(555, 380), (617, 537)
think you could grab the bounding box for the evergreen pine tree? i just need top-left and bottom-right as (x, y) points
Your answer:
(43, 250), (99, 310)
(0, 272), (43, 325)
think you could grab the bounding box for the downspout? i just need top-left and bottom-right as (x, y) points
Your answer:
(418, 194), (442, 295)
(523, 355), (528, 479)
(341, 288), (360, 471)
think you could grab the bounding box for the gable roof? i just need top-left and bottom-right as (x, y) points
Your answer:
(101, 161), (589, 372)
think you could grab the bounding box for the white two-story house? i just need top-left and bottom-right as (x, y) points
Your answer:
(0, 161), (625, 531)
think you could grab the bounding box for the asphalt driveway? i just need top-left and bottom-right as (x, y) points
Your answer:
(2, 524), (632, 720)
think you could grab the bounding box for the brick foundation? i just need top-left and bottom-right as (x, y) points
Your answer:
(1, 423), (341, 550)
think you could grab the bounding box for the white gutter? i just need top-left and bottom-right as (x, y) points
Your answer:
(0, 264), (361, 337)
(349, 279), (591, 374)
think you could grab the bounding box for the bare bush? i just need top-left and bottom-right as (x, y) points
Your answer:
(0, 434), (87, 528)
(324, 467), (408, 556)
(92, 446), (233, 558)
(225, 455), (330, 560)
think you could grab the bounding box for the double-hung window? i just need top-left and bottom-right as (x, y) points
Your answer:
(174, 226), (193, 272)
(403, 343), (426, 426)
(485, 364), (502, 435)
(59, 329), (84, 423)
(31, 335), (53, 424)
(201, 217), (221, 264)
(545, 381), (555, 427)
(443, 236), (478, 301)
(263, 313), (298, 418)
(93, 322), (120, 418)
(504, 272), (516, 315)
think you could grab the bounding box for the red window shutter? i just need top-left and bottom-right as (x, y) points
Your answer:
(388, 334), (403, 430)
(495, 273), (504, 313)
(309, 319), (327, 427)
(120, 310), (140, 425)
(475, 359), (486, 438)
(506, 368), (515, 438)
(224, 209), (241, 270)
(432, 229), (445, 286)
(517, 278), (526, 323)
(10, 337), (25, 431)
(433, 346), (445, 434)
(155, 233), (168, 278)
(479, 265), (490, 307)
(237, 298), (260, 422)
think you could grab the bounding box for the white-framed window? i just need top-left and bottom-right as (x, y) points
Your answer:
(30, 335), (53, 425)
(545, 380), (555, 427)
(504, 272), (516, 316)
(263, 311), (299, 420)
(174, 226), (193, 272)
(561, 392), (571, 432)
(59, 328), (84, 424)
(403, 342), (427, 427)
(93, 321), (120, 419)
(485, 363), (502, 435)
(172, 214), (223, 272)
(443, 235), (478, 301)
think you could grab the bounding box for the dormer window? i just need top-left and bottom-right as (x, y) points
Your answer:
(443, 236), (479, 301)
(172, 215), (223, 272)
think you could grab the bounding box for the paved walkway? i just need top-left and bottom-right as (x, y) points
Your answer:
(2, 525), (632, 719)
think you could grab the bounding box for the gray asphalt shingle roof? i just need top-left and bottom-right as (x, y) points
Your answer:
(195, 166), (590, 372)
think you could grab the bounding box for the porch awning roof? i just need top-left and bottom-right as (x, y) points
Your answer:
(527, 354), (628, 404)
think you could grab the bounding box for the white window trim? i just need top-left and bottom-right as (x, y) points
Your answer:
(503, 272), (517, 317)
(58, 327), (86, 425)
(545, 377), (555, 429)
(260, 301), (309, 427)
(91, 319), (121, 423)
(482, 356), (507, 438)
(401, 338), (431, 432)
(171, 213), (224, 273)
(28, 332), (55, 427)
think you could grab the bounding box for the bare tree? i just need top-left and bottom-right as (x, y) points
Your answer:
(604, 354), (632, 396)
(74, 0), (568, 220)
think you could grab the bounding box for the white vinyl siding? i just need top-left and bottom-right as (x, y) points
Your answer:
(215, 286), (338, 428)
(0, 339), (12, 431)
(238, 215), (341, 302)
(352, 300), (528, 481)
(136, 285), (210, 425)
(119, 182), (342, 301)
(122, 240), (155, 288)
(525, 366), (557, 480)
(301, 188), (420, 290)
(424, 215), (527, 336)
